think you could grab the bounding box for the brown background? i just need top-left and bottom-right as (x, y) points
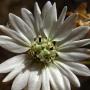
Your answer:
(0, 0), (90, 90)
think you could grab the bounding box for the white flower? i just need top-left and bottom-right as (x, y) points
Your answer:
(0, 1), (90, 90)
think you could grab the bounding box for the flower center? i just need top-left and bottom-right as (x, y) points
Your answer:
(27, 36), (57, 65)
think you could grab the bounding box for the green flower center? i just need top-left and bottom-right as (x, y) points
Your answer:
(28, 36), (57, 64)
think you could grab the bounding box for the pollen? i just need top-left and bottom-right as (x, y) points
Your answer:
(27, 36), (57, 64)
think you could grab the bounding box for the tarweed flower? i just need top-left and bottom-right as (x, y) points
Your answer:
(67, 2), (90, 26)
(0, 1), (90, 90)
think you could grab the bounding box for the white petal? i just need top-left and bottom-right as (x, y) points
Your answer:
(0, 42), (29, 53)
(42, 1), (52, 19)
(0, 25), (27, 46)
(43, 3), (57, 38)
(9, 13), (35, 42)
(56, 61), (80, 87)
(34, 2), (45, 36)
(63, 76), (71, 90)
(0, 35), (29, 53)
(49, 65), (65, 90)
(3, 63), (25, 82)
(28, 68), (41, 90)
(11, 70), (30, 90)
(0, 54), (26, 73)
(46, 67), (58, 90)
(54, 63), (71, 90)
(70, 39), (90, 46)
(0, 35), (12, 41)
(34, 2), (41, 15)
(21, 8), (36, 37)
(53, 14), (77, 41)
(41, 68), (50, 90)
(63, 26), (90, 42)
(57, 52), (90, 61)
(59, 39), (90, 50)
(57, 6), (67, 24)
(74, 48), (90, 54)
(65, 62), (90, 76)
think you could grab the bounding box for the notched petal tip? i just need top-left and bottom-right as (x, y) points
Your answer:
(79, 26), (90, 30)
(53, 2), (56, 7)
(77, 82), (80, 87)
(0, 25), (9, 34)
(9, 13), (15, 18)
(21, 8), (27, 13)
(9, 13), (17, 21)
(34, 2), (41, 14)
(21, 8), (31, 14)
(61, 6), (67, 13)
(63, 6), (67, 13)
(46, 1), (52, 5)
(0, 25), (4, 28)
(2, 78), (8, 82)
(3, 72), (17, 82)
(0, 25), (6, 30)
(9, 13), (21, 22)
(35, 1), (38, 5)
(64, 6), (67, 9)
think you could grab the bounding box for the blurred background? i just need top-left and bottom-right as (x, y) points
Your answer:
(0, 0), (90, 90)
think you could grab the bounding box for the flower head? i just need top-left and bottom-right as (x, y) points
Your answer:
(0, 1), (90, 90)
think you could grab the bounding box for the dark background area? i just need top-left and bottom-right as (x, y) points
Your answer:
(0, 0), (90, 90)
